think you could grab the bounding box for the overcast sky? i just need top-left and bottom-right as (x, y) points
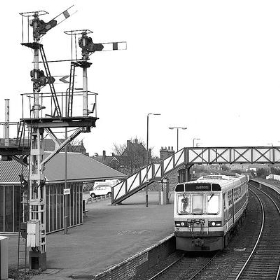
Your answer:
(1, 1), (280, 157)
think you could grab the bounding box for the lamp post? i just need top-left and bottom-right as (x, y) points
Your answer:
(267, 143), (273, 174)
(169, 127), (187, 151)
(193, 138), (200, 147)
(146, 113), (161, 207)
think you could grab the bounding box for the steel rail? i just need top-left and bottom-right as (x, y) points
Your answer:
(148, 253), (185, 280)
(252, 186), (280, 280)
(233, 187), (265, 279)
(234, 184), (280, 280)
(147, 253), (217, 280)
(185, 253), (218, 280)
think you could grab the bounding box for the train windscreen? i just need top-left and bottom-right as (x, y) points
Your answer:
(192, 195), (203, 214)
(177, 193), (220, 215)
(206, 194), (219, 214)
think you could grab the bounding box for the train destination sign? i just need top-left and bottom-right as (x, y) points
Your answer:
(175, 183), (221, 192)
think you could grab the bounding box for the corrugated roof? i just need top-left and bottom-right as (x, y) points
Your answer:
(0, 152), (125, 183)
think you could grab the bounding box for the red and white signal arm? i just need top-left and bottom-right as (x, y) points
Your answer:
(101, 41), (127, 51)
(64, 188), (71, 195)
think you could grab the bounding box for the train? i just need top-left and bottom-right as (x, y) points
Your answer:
(174, 173), (248, 251)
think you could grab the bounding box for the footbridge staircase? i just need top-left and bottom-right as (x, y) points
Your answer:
(111, 145), (280, 205)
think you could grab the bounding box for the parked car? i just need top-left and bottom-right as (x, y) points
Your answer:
(89, 180), (120, 198)
(90, 185), (112, 198)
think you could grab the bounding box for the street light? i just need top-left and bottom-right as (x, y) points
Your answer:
(169, 127), (187, 151)
(146, 113), (161, 207)
(193, 138), (200, 147)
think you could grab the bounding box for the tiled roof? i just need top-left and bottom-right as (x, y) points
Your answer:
(0, 161), (29, 183)
(0, 152), (126, 184)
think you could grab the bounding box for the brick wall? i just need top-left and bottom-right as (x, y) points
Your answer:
(148, 166), (182, 192)
(93, 234), (175, 280)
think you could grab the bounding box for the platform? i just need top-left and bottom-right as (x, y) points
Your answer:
(7, 191), (174, 279)
(0, 139), (29, 157)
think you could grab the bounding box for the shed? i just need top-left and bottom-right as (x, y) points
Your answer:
(0, 152), (125, 233)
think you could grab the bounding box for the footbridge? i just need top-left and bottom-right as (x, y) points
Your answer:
(111, 146), (280, 205)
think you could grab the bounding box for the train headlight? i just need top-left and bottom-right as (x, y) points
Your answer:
(175, 221), (188, 227)
(208, 221), (222, 227)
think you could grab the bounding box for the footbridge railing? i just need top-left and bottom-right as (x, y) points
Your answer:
(112, 148), (186, 205)
(112, 146), (280, 204)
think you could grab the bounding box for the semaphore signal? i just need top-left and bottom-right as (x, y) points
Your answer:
(18, 6), (127, 271)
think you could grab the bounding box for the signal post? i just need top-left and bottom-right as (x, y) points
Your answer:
(19, 7), (126, 270)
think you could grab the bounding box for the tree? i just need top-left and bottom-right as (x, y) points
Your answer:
(67, 138), (85, 153)
(271, 166), (280, 175)
(256, 168), (269, 178)
(221, 164), (230, 171)
(113, 137), (147, 175)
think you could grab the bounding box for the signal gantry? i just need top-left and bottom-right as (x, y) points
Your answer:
(18, 6), (126, 270)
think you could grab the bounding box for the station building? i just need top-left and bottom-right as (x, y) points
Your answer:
(0, 152), (125, 234)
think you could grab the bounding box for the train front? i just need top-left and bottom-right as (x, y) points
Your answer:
(174, 180), (224, 251)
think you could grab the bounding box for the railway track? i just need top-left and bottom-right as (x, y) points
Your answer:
(144, 183), (280, 280)
(226, 184), (280, 280)
(146, 252), (217, 280)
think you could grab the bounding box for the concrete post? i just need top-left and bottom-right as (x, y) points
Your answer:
(0, 236), (8, 280)
(159, 178), (169, 205)
(178, 166), (192, 183)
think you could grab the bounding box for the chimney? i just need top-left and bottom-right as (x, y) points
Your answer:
(160, 146), (175, 160)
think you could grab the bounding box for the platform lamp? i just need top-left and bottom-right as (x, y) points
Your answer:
(146, 113), (161, 207)
(169, 127), (187, 152)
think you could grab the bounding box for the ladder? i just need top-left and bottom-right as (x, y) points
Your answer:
(16, 121), (26, 148)
(17, 223), (27, 272)
(39, 45), (61, 117)
(17, 191), (29, 275)
(67, 62), (76, 117)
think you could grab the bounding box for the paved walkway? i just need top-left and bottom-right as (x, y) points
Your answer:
(7, 191), (174, 279)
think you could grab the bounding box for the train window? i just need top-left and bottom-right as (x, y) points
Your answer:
(206, 194), (219, 214)
(228, 192), (232, 206)
(192, 195), (203, 214)
(177, 194), (191, 214)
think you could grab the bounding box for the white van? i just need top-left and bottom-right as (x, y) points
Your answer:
(89, 180), (119, 198)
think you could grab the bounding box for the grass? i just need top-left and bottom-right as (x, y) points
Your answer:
(9, 267), (41, 280)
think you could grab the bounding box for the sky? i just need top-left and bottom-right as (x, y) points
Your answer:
(1, 0), (280, 157)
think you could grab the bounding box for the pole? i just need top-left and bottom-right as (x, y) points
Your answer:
(193, 138), (200, 147)
(64, 130), (68, 234)
(176, 128), (179, 152)
(169, 127), (187, 152)
(83, 67), (88, 116)
(4, 99), (9, 146)
(27, 14), (47, 270)
(82, 34), (88, 117)
(146, 114), (149, 207)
